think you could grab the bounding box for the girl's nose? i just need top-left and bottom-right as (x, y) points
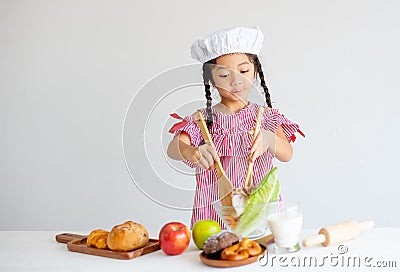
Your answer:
(230, 71), (243, 86)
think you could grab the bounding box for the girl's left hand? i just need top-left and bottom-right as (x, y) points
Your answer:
(248, 129), (274, 162)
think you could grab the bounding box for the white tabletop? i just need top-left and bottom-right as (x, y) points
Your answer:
(0, 228), (398, 271)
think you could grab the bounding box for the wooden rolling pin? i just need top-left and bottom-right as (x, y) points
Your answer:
(302, 220), (375, 247)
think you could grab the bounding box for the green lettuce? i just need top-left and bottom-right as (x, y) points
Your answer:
(234, 167), (280, 237)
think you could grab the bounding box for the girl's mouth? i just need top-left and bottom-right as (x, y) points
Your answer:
(231, 89), (243, 94)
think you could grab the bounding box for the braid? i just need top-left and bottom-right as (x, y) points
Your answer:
(204, 81), (213, 130)
(249, 54), (273, 108)
(202, 61), (216, 132)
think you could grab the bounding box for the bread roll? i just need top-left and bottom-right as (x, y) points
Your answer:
(203, 231), (239, 255)
(87, 229), (109, 249)
(107, 221), (149, 251)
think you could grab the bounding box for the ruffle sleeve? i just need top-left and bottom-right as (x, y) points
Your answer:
(169, 114), (202, 168)
(261, 108), (305, 143)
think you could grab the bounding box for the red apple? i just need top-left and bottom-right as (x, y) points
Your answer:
(158, 222), (190, 255)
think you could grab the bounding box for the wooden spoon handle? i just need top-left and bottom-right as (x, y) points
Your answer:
(244, 106), (265, 189)
(195, 111), (233, 206)
(194, 111), (226, 178)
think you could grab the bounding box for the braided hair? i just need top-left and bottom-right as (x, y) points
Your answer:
(248, 54), (273, 108)
(202, 58), (217, 132)
(201, 54), (272, 132)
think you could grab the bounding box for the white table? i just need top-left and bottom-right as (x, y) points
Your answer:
(0, 229), (398, 271)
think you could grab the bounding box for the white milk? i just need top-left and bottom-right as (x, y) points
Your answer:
(267, 211), (303, 248)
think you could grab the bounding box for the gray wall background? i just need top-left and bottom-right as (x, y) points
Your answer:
(1, 0), (399, 231)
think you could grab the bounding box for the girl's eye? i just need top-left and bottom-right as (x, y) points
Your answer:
(218, 74), (229, 78)
(241, 70), (249, 74)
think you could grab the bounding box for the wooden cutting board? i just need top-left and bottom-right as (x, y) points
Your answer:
(55, 233), (160, 260)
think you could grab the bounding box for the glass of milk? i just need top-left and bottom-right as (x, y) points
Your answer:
(267, 201), (303, 254)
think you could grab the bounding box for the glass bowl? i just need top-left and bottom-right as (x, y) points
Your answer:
(213, 199), (271, 239)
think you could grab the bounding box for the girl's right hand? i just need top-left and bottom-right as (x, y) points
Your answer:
(192, 144), (220, 170)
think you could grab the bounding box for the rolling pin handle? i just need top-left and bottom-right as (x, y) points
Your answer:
(302, 234), (326, 248)
(359, 220), (375, 231)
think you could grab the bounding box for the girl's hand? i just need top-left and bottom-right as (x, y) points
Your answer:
(192, 144), (220, 170)
(248, 129), (275, 162)
(169, 132), (220, 170)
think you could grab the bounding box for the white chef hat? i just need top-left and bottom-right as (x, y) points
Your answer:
(191, 26), (264, 63)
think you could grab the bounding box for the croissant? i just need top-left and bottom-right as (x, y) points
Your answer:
(86, 229), (109, 249)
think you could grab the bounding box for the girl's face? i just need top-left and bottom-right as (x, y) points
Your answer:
(211, 53), (256, 104)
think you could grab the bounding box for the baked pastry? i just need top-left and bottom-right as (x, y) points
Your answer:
(107, 221), (149, 251)
(220, 237), (263, 261)
(203, 231), (239, 255)
(87, 229), (109, 249)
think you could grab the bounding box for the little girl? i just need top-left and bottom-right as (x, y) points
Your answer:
(167, 26), (304, 229)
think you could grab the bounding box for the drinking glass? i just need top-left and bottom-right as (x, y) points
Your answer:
(267, 201), (303, 254)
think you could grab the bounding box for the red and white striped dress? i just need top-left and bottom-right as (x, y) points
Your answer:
(170, 102), (303, 229)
